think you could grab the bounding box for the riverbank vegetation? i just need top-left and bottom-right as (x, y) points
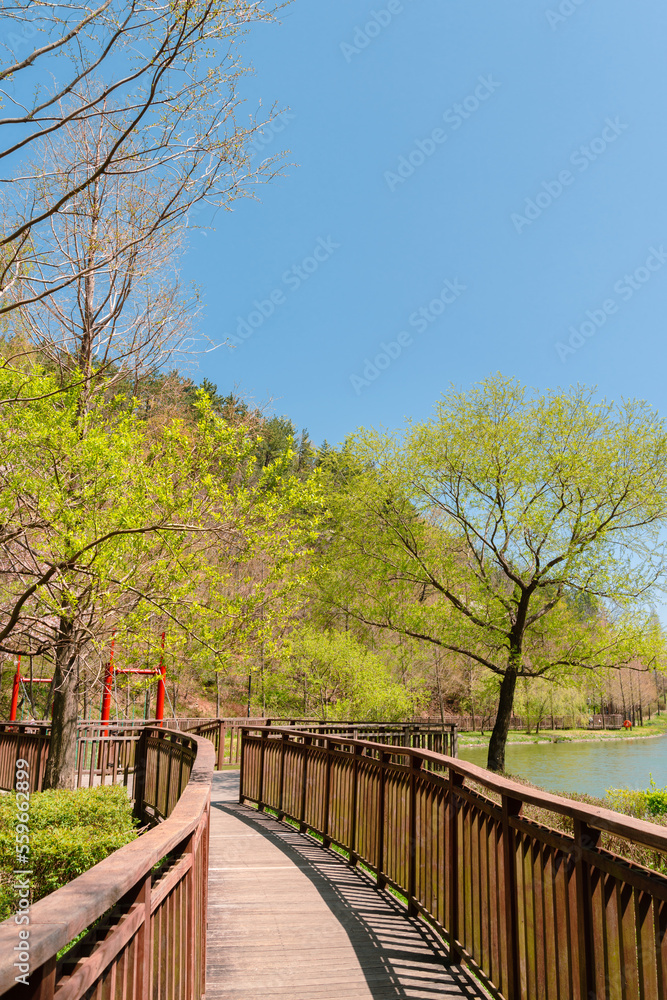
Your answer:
(459, 711), (667, 748)
(510, 776), (667, 877)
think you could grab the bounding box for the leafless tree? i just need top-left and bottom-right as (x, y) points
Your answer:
(0, 1), (288, 320)
(13, 112), (204, 397)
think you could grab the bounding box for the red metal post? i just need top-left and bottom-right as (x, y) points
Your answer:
(9, 655), (21, 722)
(155, 632), (166, 726)
(101, 634), (116, 733)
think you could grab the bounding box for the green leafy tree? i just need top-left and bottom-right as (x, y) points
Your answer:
(266, 625), (423, 721)
(0, 371), (321, 785)
(317, 376), (667, 771)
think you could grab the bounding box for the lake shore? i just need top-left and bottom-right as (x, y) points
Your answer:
(458, 713), (667, 749)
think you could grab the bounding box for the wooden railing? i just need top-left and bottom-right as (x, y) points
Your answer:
(287, 721), (458, 757)
(2, 717), (459, 776)
(185, 717), (272, 767)
(0, 726), (213, 999)
(0, 721), (142, 793)
(186, 717), (458, 767)
(0, 722), (51, 792)
(240, 725), (667, 1000)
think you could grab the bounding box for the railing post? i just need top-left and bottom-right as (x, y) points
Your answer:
(377, 750), (388, 889)
(408, 753), (423, 916)
(573, 818), (601, 1000)
(135, 873), (152, 998)
(322, 738), (332, 849)
(447, 768), (464, 963)
(278, 733), (288, 820)
(185, 830), (196, 998)
(299, 736), (312, 832)
(217, 720), (224, 771)
(258, 729), (268, 811)
(20, 955), (56, 999)
(239, 727), (246, 803)
(133, 728), (148, 823)
(200, 803), (210, 998)
(501, 792), (522, 1000)
(350, 744), (361, 865)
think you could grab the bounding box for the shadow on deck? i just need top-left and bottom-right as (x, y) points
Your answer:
(206, 772), (489, 1000)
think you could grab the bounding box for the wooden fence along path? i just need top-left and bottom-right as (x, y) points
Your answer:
(186, 718), (459, 767)
(0, 727), (213, 999)
(3, 719), (667, 998)
(240, 725), (667, 1000)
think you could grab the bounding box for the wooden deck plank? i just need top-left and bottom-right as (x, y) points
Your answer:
(205, 772), (489, 999)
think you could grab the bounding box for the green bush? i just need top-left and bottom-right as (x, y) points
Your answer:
(645, 776), (667, 817)
(605, 788), (648, 818)
(0, 785), (137, 921)
(606, 775), (667, 820)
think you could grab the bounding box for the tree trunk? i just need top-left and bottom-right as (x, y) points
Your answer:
(487, 669), (518, 772)
(44, 619), (79, 789)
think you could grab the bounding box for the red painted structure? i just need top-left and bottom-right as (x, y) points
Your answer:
(100, 632), (167, 727)
(156, 631), (166, 727)
(100, 634), (115, 732)
(8, 656), (52, 722)
(8, 656), (20, 723)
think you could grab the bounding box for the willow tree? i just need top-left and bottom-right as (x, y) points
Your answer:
(318, 376), (667, 771)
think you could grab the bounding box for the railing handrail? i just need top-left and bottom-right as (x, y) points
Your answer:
(0, 726), (214, 996)
(242, 725), (667, 857)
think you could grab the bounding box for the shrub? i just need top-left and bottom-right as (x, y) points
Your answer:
(606, 775), (667, 819)
(0, 785), (137, 921)
(605, 788), (648, 819)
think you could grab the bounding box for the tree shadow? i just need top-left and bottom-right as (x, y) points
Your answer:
(208, 772), (489, 1000)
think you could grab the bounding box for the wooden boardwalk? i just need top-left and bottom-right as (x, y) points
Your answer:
(205, 771), (489, 1000)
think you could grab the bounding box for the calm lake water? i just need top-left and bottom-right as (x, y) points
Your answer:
(458, 734), (667, 799)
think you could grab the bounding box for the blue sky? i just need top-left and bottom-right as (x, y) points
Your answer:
(183, 1), (667, 447)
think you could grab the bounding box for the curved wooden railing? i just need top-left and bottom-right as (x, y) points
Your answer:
(0, 726), (213, 999)
(0, 721), (143, 793)
(1, 717), (459, 778)
(187, 717), (458, 767)
(240, 725), (667, 1000)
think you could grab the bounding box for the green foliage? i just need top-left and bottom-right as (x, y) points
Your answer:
(0, 364), (323, 694)
(605, 776), (667, 819)
(0, 786), (137, 921)
(646, 789), (667, 816)
(605, 788), (649, 819)
(513, 677), (588, 732)
(315, 375), (667, 768)
(266, 625), (425, 721)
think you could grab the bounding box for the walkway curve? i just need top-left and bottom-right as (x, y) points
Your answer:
(205, 771), (489, 999)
